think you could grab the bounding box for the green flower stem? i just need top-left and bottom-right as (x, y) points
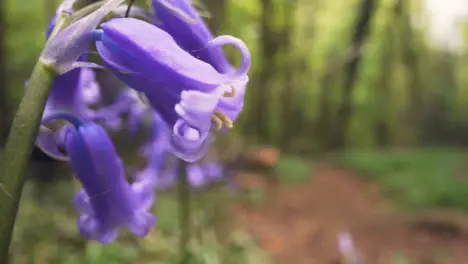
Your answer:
(178, 160), (191, 264)
(0, 61), (56, 263)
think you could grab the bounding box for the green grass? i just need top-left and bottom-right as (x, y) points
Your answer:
(330, 148), (468, 210)
(273, 155), (310, 185)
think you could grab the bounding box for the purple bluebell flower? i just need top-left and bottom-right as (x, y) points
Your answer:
(37, 1), (148, 158)
(47, 113), (157, 243)
(93, 18), (251, 161)
(35, 67), (100, 160)
(186, 162), (223, 188)
(134, 109), (224, 190)
(152, 0), (250, 126)
(35, 0), (127, 159)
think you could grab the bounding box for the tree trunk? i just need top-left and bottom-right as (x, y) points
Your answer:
(398, 0), (424, 144)
(279, 0), (299, 149)
(374, 0), (403, 146)
(330, 0), (376, 149)
(315, 64), (336, 150)
(255, 0), (278, 142)
(0, 0), (10, 145)
(203, 0), (226, 34)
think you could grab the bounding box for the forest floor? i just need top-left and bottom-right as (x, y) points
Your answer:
(231, 163), (468, 264)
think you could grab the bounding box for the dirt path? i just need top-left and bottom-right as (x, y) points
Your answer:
(231, 163), (468, 264)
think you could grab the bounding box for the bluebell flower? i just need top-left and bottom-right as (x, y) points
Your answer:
(186, 162), (223, 188)
(93, 18), (251, 161)
(46, 113), (156, 243)
(133, 108), (224, 190)
(37, 1), (149, 158)
(152, 0), (250, 125)
(36, 7), (102, 160)
(35, 67), (100, 160)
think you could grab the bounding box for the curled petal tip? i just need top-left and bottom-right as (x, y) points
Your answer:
(208, 35), (251, 79)
(171, 121), (211, 162)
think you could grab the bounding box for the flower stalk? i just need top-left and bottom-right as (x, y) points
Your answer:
(0, 61), (57, 263)
(178, 159), (191, 264)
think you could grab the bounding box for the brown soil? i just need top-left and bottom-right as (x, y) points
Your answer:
(231, 164), (468, 264)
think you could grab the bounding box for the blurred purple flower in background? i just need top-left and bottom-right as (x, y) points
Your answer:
(337, 232), (364, 264)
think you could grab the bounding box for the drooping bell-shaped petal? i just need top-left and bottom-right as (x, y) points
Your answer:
(152, 0), (250, 130)
(94, 18), (251, 161)
(153, 1), (250, 131)
(94, 18), (250, 92)
(151, 0), (232, 73)
(61, 116), (155, 243)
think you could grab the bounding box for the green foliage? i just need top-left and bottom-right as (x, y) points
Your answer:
(331, 148), (468, 210)
(392, 253), (413, 264)
(237, 186), (268, 206)
(7, 0), (468, 152)
(273, 155), (310, 185)
(9, 183), (275, 264)
(6, 0), (49, 104)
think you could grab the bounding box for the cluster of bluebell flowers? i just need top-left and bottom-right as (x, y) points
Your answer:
(35, 0), (251, 243)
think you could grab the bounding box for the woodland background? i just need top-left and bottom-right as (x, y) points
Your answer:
(3, 0), (468, 263)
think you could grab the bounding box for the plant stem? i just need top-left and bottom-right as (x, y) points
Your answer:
(178, 159), (191, 264)
(0, 61), (56, 263)
(125, 0), (135, 17)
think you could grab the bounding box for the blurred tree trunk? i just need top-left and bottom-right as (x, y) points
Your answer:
(374, 0), (402, 146)
(203, 0), (226, 34)
(330, 0), (376, 149)
(255, 0), (278, 142)
(315, 56), (336, 150)
(0, 0), (10, 144)
(398, 0), (424, 143)
(280, 0), (299, 149)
